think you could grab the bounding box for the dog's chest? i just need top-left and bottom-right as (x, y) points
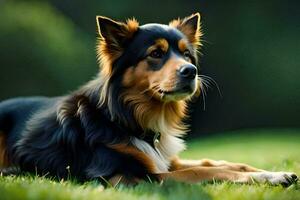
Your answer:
(131, 133), (185, 173)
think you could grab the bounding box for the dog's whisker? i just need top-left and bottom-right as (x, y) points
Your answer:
(199, 78), (211, 89)
(201, 80), (207, 111)
(201, 88), (206, 110)
(198, 75), (222, 98)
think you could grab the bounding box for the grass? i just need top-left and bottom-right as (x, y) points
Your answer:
(1, 129), (300, 200)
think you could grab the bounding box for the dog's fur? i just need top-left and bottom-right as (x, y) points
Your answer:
(0, 13), (297, 186)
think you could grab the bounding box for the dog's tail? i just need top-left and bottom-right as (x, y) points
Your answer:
(0, 99), (13, 168)
(0, 99), (14, 135)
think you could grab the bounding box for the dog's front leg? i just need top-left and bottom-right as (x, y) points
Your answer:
(159, 166), (250, 184)
(167, 157), (298, 186)
(158, 166), (297, 186)
(170, 157), (262, 172)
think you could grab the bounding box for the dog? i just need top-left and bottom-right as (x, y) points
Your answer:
(0, 13), (297, 186)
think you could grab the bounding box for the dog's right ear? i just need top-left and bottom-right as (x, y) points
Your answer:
(169, 13), (202, 48)
(96, 16), (139, 59)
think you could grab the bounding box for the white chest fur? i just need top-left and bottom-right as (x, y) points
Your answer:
(131, 101), (187, 173)
(131, 133), (185, 173)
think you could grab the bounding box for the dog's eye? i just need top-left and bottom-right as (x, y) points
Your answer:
(183, 50), (192, 59)
(149, 49), (164, 59)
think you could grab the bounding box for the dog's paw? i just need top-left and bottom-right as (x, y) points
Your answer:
(249, 171), (298, 186)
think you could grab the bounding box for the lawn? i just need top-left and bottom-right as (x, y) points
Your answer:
(0, 129), (299, 200)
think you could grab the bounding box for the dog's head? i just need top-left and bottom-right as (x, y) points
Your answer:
(95, 14), (202, 130)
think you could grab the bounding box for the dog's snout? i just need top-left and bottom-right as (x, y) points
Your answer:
(177, 64), (197, 79)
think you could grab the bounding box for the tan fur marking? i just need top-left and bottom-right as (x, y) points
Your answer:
(108, 143), (157, 173)
(0, 132), (9, 168)
(125, 18), (139, 36)
(155, 38), (169, 52)
(146, 38), (169, 54)
(178, 39), (188, 52)
(122, 67), (135, 87)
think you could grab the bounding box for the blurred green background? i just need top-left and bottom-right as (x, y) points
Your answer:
(0, 0), (299, 136)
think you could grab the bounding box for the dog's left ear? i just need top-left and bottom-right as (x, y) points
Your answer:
(169, 13), (202, 47)
(96, 16), (139, 60)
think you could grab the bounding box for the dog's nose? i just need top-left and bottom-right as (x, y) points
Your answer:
(177, 64), (197, 79)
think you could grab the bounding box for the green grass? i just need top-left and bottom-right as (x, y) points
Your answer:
(1, 129), (300, 200)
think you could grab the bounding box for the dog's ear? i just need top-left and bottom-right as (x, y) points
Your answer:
(96, 16), (139, 59)
(169, 13), (202, 47)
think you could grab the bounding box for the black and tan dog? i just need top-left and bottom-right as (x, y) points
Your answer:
(0, 13), (297, 186)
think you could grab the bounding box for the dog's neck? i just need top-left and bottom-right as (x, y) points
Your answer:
(80, 76), (189, 138)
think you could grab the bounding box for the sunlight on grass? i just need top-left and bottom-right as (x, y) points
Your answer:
(0, 129), (299, 200)
(182, 129), (300, 171)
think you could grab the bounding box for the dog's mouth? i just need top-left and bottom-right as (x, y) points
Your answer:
(158, 85), (191, 95)
(156, 82), (197, 101)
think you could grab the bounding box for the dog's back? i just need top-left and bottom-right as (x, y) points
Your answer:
(0, 97), (57, 165)
(0, 97), (52, 134)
